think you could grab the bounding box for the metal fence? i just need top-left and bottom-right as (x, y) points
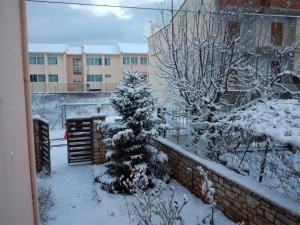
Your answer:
(158, 107), (300, 202)
(59, 102), (117, 129)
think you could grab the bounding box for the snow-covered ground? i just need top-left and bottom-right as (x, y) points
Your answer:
(38, 130), (233, 225)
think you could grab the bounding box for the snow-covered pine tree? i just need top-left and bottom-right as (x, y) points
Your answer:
(99, 71), (168, 193)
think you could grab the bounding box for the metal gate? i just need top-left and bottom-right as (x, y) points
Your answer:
(33, 118), (51, 174)
(66, 117), (93, 164)
(40, 121), (51, 173)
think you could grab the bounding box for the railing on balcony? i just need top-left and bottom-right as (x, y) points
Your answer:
(30, 82), (119, 93)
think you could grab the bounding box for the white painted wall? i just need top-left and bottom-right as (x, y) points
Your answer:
(0, 1), (37, 225)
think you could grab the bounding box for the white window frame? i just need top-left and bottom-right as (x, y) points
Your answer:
(48, 74), (58, 82)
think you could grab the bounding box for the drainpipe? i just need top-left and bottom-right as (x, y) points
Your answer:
(19, 0), (40, 224)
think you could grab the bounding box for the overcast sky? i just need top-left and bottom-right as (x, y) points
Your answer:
(26, 0), (183, 45)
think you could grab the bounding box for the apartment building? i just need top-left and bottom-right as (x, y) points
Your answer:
(148, 0), (300, 103)
(29, 43), (149, 93)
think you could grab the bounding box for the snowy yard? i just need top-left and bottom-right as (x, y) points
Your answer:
(32, 93), (116, 129)
(38, 130), (233, 225)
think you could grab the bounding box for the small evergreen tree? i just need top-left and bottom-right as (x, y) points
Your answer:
(99, 71), (168, 193)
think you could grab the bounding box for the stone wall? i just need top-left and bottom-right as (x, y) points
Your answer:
(152, 137), (300, 225)
(93, 118), (107, 164)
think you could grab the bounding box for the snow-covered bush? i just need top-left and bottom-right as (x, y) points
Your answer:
(197, 166), (216, 225)
(38, 184), (55, 224)
(147, 145), (170, 182)
(98, 71), (169, 193)
(203, 100), (300, 202)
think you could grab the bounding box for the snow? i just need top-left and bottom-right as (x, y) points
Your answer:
(118, 43), (148, 54)
(38, 131), (233, 225)
(156, 137), (300, 217)
(93, 164), (233, 225)
(32, 115), (49, 124)
(221, 99), (300, 147)
(49, 129), (65, 140)
(29, 43), (148, 55)
(112, 128), (134, 144)
(84, 45), (120, 55)
(105, 116), (122, 124)
(156, 151), (168, 162)
(29, 43), (67, 54)
(67, 46), (82, 55)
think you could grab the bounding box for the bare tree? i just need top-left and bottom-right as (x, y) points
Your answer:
(150, 0), (300, 123)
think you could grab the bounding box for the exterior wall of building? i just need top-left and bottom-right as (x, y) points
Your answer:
(104, 55), (122, 91)
(0, 1), (38, 225)
(29, 50), (149, 93)
(47, 54), (67, 91)
(148, 0), (215, 104)
(83, 54), (123, 92)
(66, 55), (84, 92)
(29, 53), (67, 92)
(121, 54), (150, 83)
(148, 0), (300, 104)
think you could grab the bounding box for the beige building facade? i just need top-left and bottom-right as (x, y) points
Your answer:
(29, 43), (149, 93)
(148, 0), (300, 104)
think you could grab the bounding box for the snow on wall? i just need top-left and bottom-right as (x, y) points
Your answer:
(154, 137), (300, 224)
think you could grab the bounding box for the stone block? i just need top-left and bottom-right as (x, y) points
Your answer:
(246, 195), (259, 208)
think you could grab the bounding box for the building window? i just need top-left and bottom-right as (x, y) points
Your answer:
(123, 57), (138, 65)
(95, 58), (102, 65)
(105, 58), (111, 66)
(29, 56), (45, 64)
(123, 57), (131, 65)
(30, 74), (37, 82)
(86, 57), (102, 65)
(271, 22), (284, 45)
(105, 74), (112, 78)
(48, 56), (57, 65)
(29, 56), (36, 64)
(30, 74), (45, 82)
(95, 75), (103, 82)
(131, 57), (138, 65)
(227, 21), (240, 41)
(141, 57), (148, 65)
(141, 73), (149, 81)
(87, 74), (103, 82)
(86, 58), (94, 65)
(72, 58), (81, 75)
(87, 75), (93, 82)
(48, 74), (58, 82)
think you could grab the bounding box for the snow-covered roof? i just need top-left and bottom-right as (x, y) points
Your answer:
(29, 43), (67, 54)
(222, 99), (300, 147)
(118, 43), (148, 54)
(83, 45), (120, 55)
(28, 43), (149, 55)
(67, 46), (82, 55)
